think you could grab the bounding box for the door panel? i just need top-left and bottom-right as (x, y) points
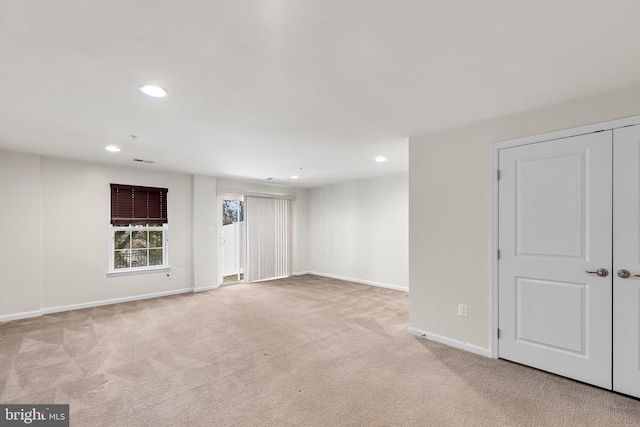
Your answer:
(499, 131), (613, 389)
(517, 152), (586, 258)
(613, 125), (640, 398)
(516, 278), (586, 354)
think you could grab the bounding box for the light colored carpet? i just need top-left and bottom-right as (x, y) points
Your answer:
(1, 274), (639, 426)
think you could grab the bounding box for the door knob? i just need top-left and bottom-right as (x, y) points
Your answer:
(617, 269), (640, 279)
(585, 268), (609, 277)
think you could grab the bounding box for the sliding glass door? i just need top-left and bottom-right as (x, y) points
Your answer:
(217, 193), (291, 285)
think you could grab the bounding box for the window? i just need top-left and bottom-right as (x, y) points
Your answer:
(109, 184), (168, 274)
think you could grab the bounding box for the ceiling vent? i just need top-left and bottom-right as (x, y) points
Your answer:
(133, 158), (155, 164)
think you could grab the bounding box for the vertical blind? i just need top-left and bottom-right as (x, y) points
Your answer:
(110, 184), (168, 225)
(245, 196), (290, 282)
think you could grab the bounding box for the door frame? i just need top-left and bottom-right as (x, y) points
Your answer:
(217, 193), (245, 286)
(489, 115), (640, 358)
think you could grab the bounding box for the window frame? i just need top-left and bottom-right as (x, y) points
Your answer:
(107, 223), (169, 277)
(108, 183), (169, 277)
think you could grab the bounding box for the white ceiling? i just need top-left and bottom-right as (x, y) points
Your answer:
(2, 1), (640, 187)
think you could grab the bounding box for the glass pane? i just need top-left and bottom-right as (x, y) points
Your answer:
(114, 231), (131, 250)
(130, 249), (148, 267)
(223, 200), (243, 226)
(114, 250), (129, 269)
(131, 231), (148, 249)
(237, 202), (244, 222)
(149, 231), (163, 248)
(149, 249), (163, 266)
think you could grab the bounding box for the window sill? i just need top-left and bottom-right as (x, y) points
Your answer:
(106, 266), (171, 278)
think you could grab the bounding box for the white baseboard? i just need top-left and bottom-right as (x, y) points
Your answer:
(292, 271), (310, 276)
(307, 271), (408, 292)
(252, 275), (291, 283)
(0, 309), (44, 323)
(0, 288), (192, 323)
(407, 326), (491, 358)
(193, 284), (219, 292)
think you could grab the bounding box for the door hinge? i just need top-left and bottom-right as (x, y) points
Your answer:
(497, 169), (501, 180)
(497, 328), (501, 339)
(497, 249), (501, 260)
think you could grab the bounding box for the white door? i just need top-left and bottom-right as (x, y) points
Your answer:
(217, 194), (245, 286)
(498, 131), (613, 389)
(613, 125), (640, 398)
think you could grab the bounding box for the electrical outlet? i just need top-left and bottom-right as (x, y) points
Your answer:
(403, 267), (409, 275)
(458, 304), (468, 318)
(178, 269), (184, 276)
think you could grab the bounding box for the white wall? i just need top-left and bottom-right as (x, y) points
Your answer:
(193, 174), (218, 291)
(409, 83), (640, 352)
(40, 157), (193, 309)
(293, 188), (310, 274)
(0, 151), (42, 317)
(0, 159), (313, 320)
(308, 173), (408, 290)
(0, 153), (200, 319)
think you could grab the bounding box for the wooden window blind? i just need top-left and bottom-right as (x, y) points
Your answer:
(110, 184), (168, 225)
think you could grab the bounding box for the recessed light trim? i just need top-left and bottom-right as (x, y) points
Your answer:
(105, 145), (120, 152)
(139, 84), (168, 98)
(375, 156), (388, 163)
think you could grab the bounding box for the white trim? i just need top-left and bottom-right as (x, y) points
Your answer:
(0, 309), (43, 323)
(307, 271), (408, 292)
(0, 288), (191, 323)
(407, 326), (491, 358)
(216, 187), (296, 201)
(106, 266), (171, 277)
(193, 284), (220, 292)
(292, 271), (310, 276)
(216, 194), (227, 287)
(251, 275), (290, 283)
(109, 223), (169, 272)
(489, 142), (500, 359)
(41, 288), (191, 314)
(492, 115), (640, 151)
(489, 114), (640, 361)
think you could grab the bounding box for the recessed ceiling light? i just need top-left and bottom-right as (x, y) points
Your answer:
(139, 84), (168, 98)
(105, 145), (120, 152)
(291, 175), (299, 179)
(375, 156), (388, 163)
